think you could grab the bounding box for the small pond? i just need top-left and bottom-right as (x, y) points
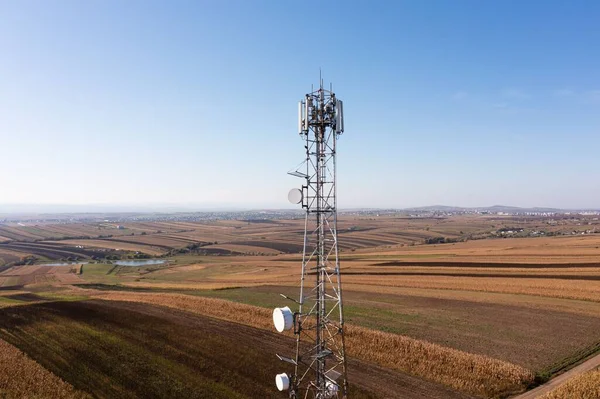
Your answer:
(114, 259), (167, 267)
(39, 262), (89, 266)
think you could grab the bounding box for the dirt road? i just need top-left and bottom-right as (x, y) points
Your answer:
(514, 353), (600, 399)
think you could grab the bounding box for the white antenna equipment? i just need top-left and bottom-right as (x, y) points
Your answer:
(288, 189), (303, 205)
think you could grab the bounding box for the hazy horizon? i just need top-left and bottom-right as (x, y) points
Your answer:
(1, 202), (599, 215)
(2, 2), (599, 209)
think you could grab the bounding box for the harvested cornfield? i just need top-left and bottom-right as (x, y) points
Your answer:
(342, 275), (600, 302)
(0, 338), (87, 398)
(539, 369), (600, 399)
(346, 325), (533, 397)
(90, 290), (534, 397)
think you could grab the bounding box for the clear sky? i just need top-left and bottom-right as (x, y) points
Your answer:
(1, 1), (599, 211)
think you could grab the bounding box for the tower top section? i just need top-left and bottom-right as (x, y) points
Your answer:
(298, 84), (344, 136)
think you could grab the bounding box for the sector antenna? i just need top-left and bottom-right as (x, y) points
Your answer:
(273, 77), (348, 398)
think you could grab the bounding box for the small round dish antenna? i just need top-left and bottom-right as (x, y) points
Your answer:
(276, 373), (290, 391)
(273, 306), (294, 332)
(288, 188), (303, 204)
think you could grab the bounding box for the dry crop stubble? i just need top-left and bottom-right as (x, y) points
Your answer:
(324, 284), (600, 318)
(91, 291), (534, 398)
(0, 338), (88, 398)
(539, 369), (600, 399)
(342, 275), (600, 302)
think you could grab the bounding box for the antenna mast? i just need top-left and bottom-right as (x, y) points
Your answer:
(274, 78), (347, 398)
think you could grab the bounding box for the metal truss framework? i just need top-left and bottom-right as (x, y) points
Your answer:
(283, 81), (347, 399)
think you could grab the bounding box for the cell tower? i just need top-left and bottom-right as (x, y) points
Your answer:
(273, 77), (347, 398)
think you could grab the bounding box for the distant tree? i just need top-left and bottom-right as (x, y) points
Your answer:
(425, 237), (446, 245)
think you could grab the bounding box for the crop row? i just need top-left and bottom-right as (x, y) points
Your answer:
(374, 261), (600, 269)
(0, 338), (86, 398)
(342, 275), (600, 302)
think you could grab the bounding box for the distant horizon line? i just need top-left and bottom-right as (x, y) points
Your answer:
(1, 203), (600, 215)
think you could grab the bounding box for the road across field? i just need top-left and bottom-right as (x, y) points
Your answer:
(514, 353), (600, 399)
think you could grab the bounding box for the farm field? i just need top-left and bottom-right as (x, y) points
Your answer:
(162, 284), (600, 372)
(1, 214), (600, 397)
(0, 337), (86, 399)
(0, 298), (466, 399)
(0, 264), (84, 288)
(3, 214), (598, 261)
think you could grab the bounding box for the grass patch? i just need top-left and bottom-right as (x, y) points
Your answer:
(80, 264), (121, 285)
(344, 305), (421, 334)
(81, 264), (114, 276)
(35, 292), (90, 302)
(0, 296), (26, 307)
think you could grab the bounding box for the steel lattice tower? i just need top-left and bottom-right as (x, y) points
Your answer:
(273, 78), (347, 399)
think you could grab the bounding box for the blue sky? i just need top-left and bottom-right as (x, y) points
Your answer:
(1, 1), (599, 210)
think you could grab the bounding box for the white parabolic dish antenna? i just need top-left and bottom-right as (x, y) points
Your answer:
(288, 188), (303, 204)
(276, 373), (290, 391)
(273, 306), (293, 332)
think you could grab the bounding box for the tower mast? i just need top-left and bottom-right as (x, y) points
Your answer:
(274, 78), (347, 398)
